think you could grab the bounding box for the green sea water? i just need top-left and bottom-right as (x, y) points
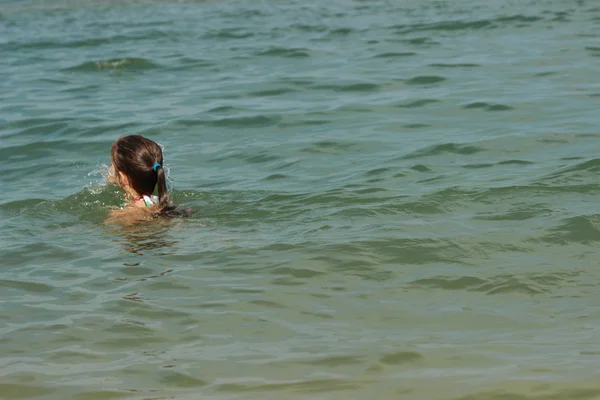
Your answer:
(2, 0), (600, 399)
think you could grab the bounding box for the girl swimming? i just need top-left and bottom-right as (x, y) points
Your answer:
(106, 134), (180, 224)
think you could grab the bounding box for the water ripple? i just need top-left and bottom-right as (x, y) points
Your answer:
(3, 0), (600, 398)
(64, 58), (160, 72)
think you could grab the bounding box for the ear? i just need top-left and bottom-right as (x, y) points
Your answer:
(118, 171), (129, 188)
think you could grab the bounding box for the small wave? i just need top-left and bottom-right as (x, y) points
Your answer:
(402, 143), (484, 159)
(0, 184), (148, 224)
(497, 159), (534, 166)
(396, 99), (440, 108)
(300, 140), (357, 155)
(276, 77), (316, 87)
(2, 38), (107, 51)
(263, 174), (288, 181)
(216, 7), (268, 19)
(287, 23), (328, 33)
(429, 63), (481, 68)
(204, 29), (255, 40)
(205, 106), (241, 114)
(248, 87), (299, 97)
(469, 185), (600, 206)
(474, 207), (552, 221)
(379, 351), (423, 365)
(393, 15), (542, 35)
(586, 47), (600, 57)
(462, 387), (600, 400)
(402, 37), (440, 46)
(3, 30), (180, 51)
(211, 115), (280, 128)
(64, 58), (160, 72)
(303, 355), (366, 367)
(495, 15), (544, 23)
(403, 123), (431, 129)
(364, 167), (390, 177)
(550, 11), (571, 22)
(565, 158), (600, 173)
(335, 82), (380, 92)
(326, 238), (470, 266)
(534, 71), (558, 77)
(167, 57), (217, 72)
(328, 27), (355, 36)
(411, 164), (433, 172)
(210, 150), (280, 165)
(216, 378), (359, 394)
(405, 75), (446, 85)
(462, 163), (494, 169)
(536, 215), (600, 245)
(4, 239), (84, 269)
(408, 272), (568, 295)
(256, 47), (311, 58)
(178, 57), (216, 66)
(462, 102), (514, 111)
(1, 117), (76, 141)
(374, 51), (417, 58)
(396, 20), (492, 34)
(0, 198), (47, 216)
(0, 279), (55, 294)
(540, 158), (600, 182)
(270, 266), (326, 279)
(176, 115), (279, 128)
(61, 84), (101, 93)
(278, 118), (330, 128)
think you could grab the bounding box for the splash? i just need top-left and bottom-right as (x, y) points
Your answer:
(86, 163), (112, 195)
(156, 141), (175, 195)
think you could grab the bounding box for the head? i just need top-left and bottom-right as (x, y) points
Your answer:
(110, 135), (168, 209)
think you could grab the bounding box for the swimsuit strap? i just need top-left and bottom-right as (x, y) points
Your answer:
(142, 195), (154, 207)
(136, 195), (154, 207)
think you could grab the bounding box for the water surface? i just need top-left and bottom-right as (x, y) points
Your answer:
(2, 0), (600, 399)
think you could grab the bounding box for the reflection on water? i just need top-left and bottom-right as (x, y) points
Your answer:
(113, 268), (174, 282)
(111, 220), (180, 256)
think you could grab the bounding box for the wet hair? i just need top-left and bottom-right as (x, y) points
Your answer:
(111, 135), (169, 211)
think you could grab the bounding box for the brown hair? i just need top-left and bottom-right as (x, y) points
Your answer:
(111, 135), (169, 210)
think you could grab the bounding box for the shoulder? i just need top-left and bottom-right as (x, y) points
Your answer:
(105, 203), (191, 226)
(104, 205), (155, 226)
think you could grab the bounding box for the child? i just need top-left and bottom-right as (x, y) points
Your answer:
(106, 134), (182, 224)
